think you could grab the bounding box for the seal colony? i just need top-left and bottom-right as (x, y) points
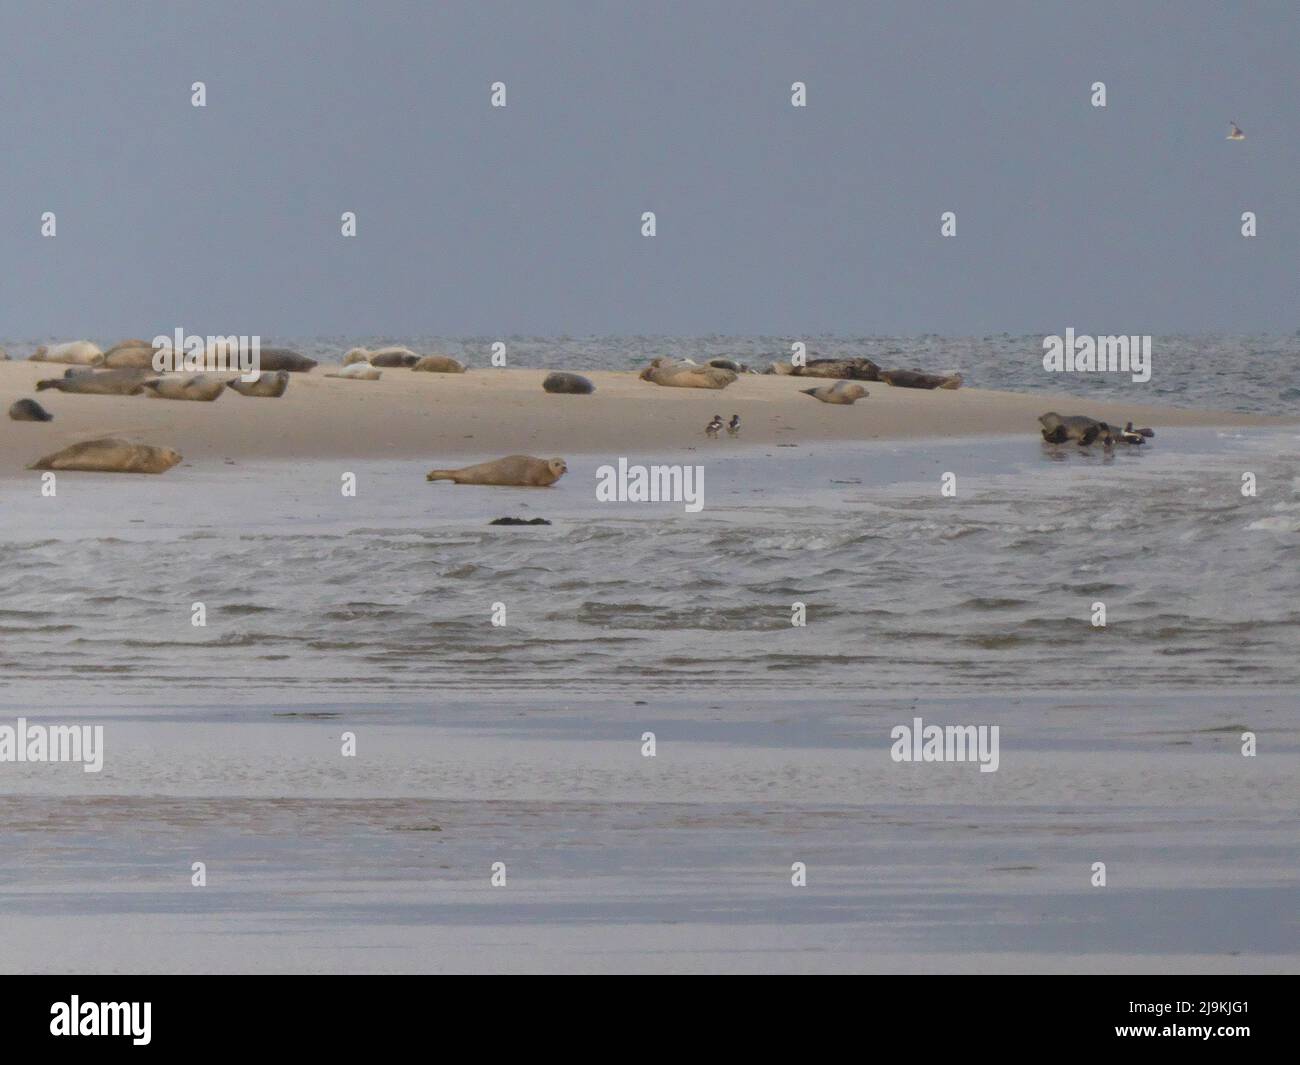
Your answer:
(0, 339), (1205, 478)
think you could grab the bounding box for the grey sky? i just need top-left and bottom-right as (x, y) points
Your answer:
(1, 1), (1295, 336)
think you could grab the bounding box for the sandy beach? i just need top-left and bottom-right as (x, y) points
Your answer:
(2, 358), (1291, 475)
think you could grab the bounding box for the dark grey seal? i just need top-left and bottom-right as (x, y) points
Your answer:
(9, 398), (53, 421)
(542, 372), (595, 395)
(257, 348), (317, 372)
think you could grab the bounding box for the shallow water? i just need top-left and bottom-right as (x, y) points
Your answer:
(1, 430), (1297, 701)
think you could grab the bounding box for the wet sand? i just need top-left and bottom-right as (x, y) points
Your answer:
(1, 692), (1295, 974)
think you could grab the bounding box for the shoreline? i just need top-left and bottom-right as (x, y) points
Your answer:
(1, 361), (1293, 475)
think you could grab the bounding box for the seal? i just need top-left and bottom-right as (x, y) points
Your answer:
(9, 398), (53, 422)
(767, 357), (880, 381)
(29, 438), (182, 474)
(102, 339), (158, 369)
(36, 368), (151, 395)
(0, 346), (9, 361)
(1039, 412), (1153, 446)
(640, 360), (737, 389)
(140, 374), (227, 401)
(343, 346), (421, 367)
(879, 369), (963, 390)
(411, 354), (467, 373)
(426, 455), (567, 487)
(227, 370), (290, 397)
(542, 371), (595, 394)
(801, 381), (868, 404)
(325, 363), (382, 380)
(706, 358), (745, 373)
(29, 341), (104, 366)
(256, 349), (317, 373)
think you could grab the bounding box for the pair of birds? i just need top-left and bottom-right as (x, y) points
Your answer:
(705, 414), (740, 438)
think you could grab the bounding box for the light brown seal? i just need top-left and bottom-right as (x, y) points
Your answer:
(102, 340), (158, 369)
(29, 438), (182, 474)
(411, 354), (467, 373)
(227, 370), (290, 397)
(767, 357), (880, 381)
(36, 368), (152, 395)
(426, 455), (567, 487)
(140, 374), (227, 401)
(640, 360), (737, 389)
(30, 341), (104, 366)
(800, 381), (869, 404)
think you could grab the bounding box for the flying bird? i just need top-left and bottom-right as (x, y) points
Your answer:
(1227, 121), (1245, 141)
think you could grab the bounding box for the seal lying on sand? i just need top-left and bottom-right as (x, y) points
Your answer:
(36, 368), (151, 395)
(542, 371), (595, 394)
(1039, 412), (1154, 446)
(29, 438), (182, 474)
(141, 374), (227, 401)
(102, 340), (158, 369)
(427, 455), (567, 487)
(227, 370), (290, 397)
(767, 357), (881, 381)
(640, 359), (737, 390)
(411, 354), (467, 373)
(343, 346), (421, 367)
(879, 369), (963, 390)
(801, 381), (869, 405)
(326, 363), (382, 380)
(30, 341), (104, 366)
(9, 398), (53, 421)
(257, 349), (317, 373)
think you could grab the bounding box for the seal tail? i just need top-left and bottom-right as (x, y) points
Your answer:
(800, 388), (818, 396)
(35, 379), (60, 391)
(426, 470), (455, 482)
